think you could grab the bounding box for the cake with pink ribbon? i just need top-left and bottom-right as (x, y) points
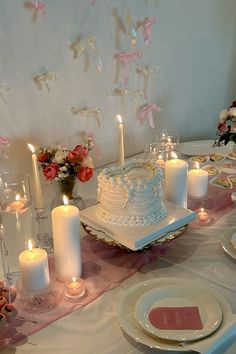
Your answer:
(96, 159), (167, 226)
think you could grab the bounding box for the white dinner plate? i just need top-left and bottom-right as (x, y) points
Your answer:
(180, 140), (233, 156)
(116, 278), (232, 352)
(135, 285), (222, 342)
(220, 226), (236, 260)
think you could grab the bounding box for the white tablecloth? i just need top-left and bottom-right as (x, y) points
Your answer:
(2, 174), (236, 354)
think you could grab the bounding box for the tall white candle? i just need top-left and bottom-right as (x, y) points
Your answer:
(19, 240), (50, 293)
(116, 114), (125, 165)
(51, 196), (82, 282)
(165, 158), (188, 208)
(187, 166), (208, 198)
(27, 143), (43, 209)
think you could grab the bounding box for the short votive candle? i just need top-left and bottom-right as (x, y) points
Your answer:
(64, 277), (85, 300)
(197, 208), (210, 223)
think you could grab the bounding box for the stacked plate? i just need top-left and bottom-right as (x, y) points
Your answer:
(116, 278), (232, 352)
(220, 226), (236, 260)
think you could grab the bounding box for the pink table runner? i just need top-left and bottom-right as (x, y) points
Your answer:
(0, 235), (171, 350)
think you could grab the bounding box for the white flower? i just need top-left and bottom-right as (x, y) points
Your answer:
(81, 156), (94, 168)
(58, 172), (70, 179)
(229, 107), (236, 118)
(54, 150), (68, 164)
(219, 109), (229, 122)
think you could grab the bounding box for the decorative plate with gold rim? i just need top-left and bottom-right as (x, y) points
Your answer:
(82, 223), (187, 252)
(80, 201), (196, 251)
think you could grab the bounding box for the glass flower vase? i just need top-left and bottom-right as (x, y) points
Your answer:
(50, 176), (85, 211)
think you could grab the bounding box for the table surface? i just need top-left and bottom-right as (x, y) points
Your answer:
(2, 162), (236, 354)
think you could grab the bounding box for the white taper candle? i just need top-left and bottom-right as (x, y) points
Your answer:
(27, 143), (43, 209)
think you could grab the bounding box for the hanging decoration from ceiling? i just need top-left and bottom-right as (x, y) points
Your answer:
(71, 107), (102, 128)
(114, 50), (142, 86)
(69, 36), (102, 73)
(33, 72), (56, 91)
(0, 82), (9, 105)
(137, 17), (156, 45)
(137, 103), (162, 128)
(24, 0), (46, 23)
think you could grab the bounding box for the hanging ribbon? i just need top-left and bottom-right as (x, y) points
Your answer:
(87, 133), (102, 159)
(91, 0), (96, 5)
(33, 72), (56, 91)
(125, 8), (137, 49)
(0, 82), (9, 105)
(71, 107), (102, 128)
(113, 8), (126, 50)
(69, 36), (102, 73)
(138, 103), (161, 128)
(0, 137), (10, 159)
(136, 65), (157, 99)
(137, 16), (156, 45)
(24, 1), (46, 22)
(107, 87), (143, 101)
(115, 50), (142, 86)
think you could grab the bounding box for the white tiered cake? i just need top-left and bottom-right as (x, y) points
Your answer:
(96, 159), (167, 226)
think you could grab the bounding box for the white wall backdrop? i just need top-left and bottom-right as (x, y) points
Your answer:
(0, 0), (236, 177)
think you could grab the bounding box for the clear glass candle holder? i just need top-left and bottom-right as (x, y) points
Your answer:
(0, 171), (34, 284)
(64, 278), (86, 301)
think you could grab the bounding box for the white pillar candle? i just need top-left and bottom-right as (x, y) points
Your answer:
(165, 158), (188, 208)
(51, 197), (82, 282)
(27, 143), (43, 209)
(19, 240), (50, 293)
(187, 167), (208, 198)
(116, 114), (125, 165)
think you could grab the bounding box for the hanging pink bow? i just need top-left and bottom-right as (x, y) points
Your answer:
(138, 103), (161, 128)
(34, 0), (46, 13)
(143, 17), (156, 45)
(117, 51), (142, 85)
(87, 133), (102, 159)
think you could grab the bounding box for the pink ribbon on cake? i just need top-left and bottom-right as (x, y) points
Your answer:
(138, 103), (161, 128)
(116, 51), (142, 85)
(143, 17), (156, 45)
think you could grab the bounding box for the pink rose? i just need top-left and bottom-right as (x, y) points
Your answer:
(217, 122), (229, 134)
(67, 150), (80, 164)
(74, 145), (88, 158)
(43, 163), (59, 180)
(77, 166), (93, 182)
(38, 152), (49, 163)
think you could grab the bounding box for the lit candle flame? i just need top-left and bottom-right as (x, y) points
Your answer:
(195, 162), (200, 169)
(63, 195), (69, 206)
(200, 207), (204, 212)
(28, 239), (33, 251)
(15, 194), (20, 201)
(27, 143), (35, 154)
(72, 277), (76, 282)
(116, 114), (123, 124)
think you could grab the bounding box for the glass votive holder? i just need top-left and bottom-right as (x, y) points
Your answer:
(195, 208), (211, 224)
(144, 142), (160, 160)
(64, 277), (86, 301)
(160, 135), (180, 153)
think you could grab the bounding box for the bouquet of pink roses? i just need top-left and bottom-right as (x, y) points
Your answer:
(37, 137), (94, 183)
(214, 100), (236, 146)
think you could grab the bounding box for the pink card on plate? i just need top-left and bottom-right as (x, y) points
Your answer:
(149, 306), (203, 330)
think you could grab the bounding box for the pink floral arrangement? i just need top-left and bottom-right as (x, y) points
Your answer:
(214, 100), (236, 146)
(37, 137), (94, 183)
